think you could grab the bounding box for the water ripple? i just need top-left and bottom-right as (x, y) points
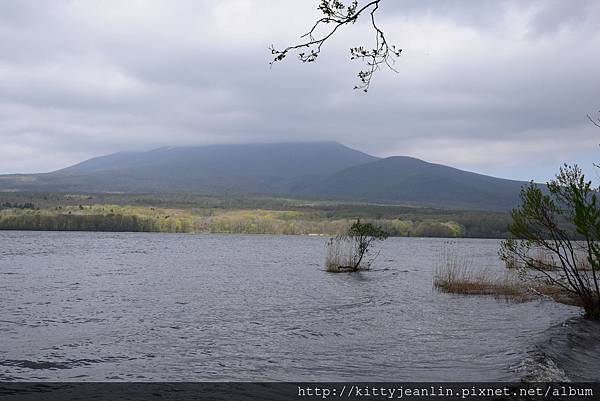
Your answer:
(0, 232), (591, 381)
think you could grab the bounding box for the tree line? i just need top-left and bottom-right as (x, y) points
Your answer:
(0, 209), (509, 238)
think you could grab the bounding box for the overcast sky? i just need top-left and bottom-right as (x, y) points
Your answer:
(1, 0), (599, 182)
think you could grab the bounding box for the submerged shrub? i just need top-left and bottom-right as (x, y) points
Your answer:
(324, 219), (388, 272)
(435, 242), (529, 300)
(325, 237), (356, 272)
(436, 242), (577, 304)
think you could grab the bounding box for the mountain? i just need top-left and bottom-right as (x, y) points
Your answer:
(0, 142), (529, 211)
(299, 156), (524, 210)
(0, 142), (378, 194)
(59, 142), (378, 177)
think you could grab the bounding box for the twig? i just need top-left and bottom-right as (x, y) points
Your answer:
(270, 0), (401, 92)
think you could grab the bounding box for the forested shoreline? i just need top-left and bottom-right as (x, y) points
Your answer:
(0, 192), (512, 238)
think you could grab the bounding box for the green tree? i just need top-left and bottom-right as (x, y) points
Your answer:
(500, 165), (600, 319)
(346, 219), (388, 269)
(326, 218), (388, 271)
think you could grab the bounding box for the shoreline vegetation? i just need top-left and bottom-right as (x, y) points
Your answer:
(433, 243), (582, 308)
(431, 165), (600, 320)
(0, 192), (512, 238)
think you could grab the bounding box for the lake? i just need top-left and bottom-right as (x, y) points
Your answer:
(0, 232), (598, 381)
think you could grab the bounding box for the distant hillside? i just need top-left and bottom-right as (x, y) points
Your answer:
(59, 142), (377, 177)
(300, 156), (524, 210)
(0, 142), (378, 194)
(0, 142), (531, 211)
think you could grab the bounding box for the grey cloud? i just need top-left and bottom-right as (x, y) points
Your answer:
(0, 0), (599, 183)
(527, 0), (597, 36)
(380, 0), (599, 35)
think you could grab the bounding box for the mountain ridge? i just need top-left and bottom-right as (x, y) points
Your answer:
(0, 142), (529, 211)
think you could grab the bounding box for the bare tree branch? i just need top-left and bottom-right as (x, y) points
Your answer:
(588, 110), (600, 128)
(269, 0), (401, 92)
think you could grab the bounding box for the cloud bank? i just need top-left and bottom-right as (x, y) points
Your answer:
(1, 0), (599, 182)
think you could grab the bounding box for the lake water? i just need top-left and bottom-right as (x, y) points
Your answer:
(0, 232), (598, 381)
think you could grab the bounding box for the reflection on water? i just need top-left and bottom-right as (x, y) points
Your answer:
(0, 232), (596, 381)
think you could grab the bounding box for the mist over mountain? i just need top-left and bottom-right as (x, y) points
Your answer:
(0, 142), (528, 211)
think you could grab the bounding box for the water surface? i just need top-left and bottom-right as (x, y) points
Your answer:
(0, 232), (596, 381)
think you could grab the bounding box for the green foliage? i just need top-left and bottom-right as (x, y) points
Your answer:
(500, 165), (600, 319)
(0, 204), (193, 233)
(1, 202), (35, 210)
(414, 221), (458, 237)
(346, 218), (388, 240)
(0, 192), (512, 237)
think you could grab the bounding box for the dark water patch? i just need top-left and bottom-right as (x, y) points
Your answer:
(0, 319), (25, 326)
(0, 356), (132, 371)
(522, 317), (600, 381)
(0, 360), (73, 370)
